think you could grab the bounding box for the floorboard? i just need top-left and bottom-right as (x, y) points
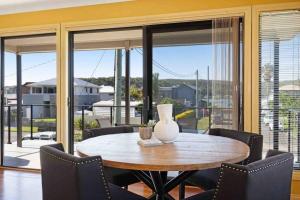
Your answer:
(0, 169), (202, 200)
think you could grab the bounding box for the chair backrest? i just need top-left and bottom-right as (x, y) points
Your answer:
(82, 126), (134, 140)
(40, 143), (112, 200)
(214, 150), (294, 200)
(209, 128), (263, 165)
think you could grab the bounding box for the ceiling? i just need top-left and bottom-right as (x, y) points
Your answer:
(0, 0), (131, 15)
(4, 29), (213, 53)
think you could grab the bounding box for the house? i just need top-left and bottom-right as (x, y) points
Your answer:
(159, 84), (197, 106)
(98, 85), (114, 101)
(4, 82), (33, 105)
(23, 78), (103, 118)
(279, 84), (300, 97)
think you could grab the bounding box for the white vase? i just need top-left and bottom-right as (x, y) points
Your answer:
(154, 104), (179, 143)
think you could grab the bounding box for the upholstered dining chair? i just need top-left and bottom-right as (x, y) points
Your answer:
(82, 126), (140, 188)
(40, 143), (147, 200)
(185, 150), (294, 200)
(180, 128), (263, 198)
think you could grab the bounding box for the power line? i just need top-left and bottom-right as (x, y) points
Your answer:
(134, 48), (194, 78)
(79, 50), (106, 95)
(5, 58), (55, 78)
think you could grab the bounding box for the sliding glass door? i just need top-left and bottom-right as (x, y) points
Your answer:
(68, 19), (244, 152)
(143, 19), (244, 132)
(68, 28), (143, 153)
(0, 34), (57, 169)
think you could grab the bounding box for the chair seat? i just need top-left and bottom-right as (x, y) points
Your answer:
(185, 189), (215, 200)
(185, 168), (219, 190)
(105, 167), (139, 187)
(109, 183), (147, 200)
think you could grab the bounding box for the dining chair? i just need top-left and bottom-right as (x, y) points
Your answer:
(185, 150), (294, 200)
(82, 126), (140, 188)
(40, 143), (147, 200)
(180, 128), (263, 198)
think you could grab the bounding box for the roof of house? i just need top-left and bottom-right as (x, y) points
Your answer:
(279, 85), (300, 91)
(99, 85), (114, 93)
(28, 78), (100, 88)
(93, 100), (141, 106)
(181, 83), (196, 90)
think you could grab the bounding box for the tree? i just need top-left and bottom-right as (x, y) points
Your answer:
(262, 63), (274, 107)
(130, 85), (142, 101)
(153, 73), (159, 102)
(159, 97), (184, 112)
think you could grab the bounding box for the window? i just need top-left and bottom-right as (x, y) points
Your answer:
(259, 10), (300, 168)
(32, 87), (42, 93)
(43, 87), (56, 93)
(148, 18), (243, 132)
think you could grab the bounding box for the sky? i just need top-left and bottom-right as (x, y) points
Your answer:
(4, 45), (213, 86)
(3, 35), (300, 86)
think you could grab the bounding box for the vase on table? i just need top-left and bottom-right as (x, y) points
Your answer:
(154, 104), (179, 143)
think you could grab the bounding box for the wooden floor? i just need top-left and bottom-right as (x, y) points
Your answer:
(0, 169), (202, 200)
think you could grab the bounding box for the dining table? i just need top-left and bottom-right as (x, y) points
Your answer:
(76, 132), (250, 200)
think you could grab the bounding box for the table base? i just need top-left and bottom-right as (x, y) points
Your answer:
(133, 170), (197, 200)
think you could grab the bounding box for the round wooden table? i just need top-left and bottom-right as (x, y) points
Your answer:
(77, 132), (249, 200)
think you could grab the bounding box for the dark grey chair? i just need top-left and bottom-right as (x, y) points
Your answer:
(40, 143), (146, 200)
(82, 126), (140, 188)
(185, 150), (294, 200)
(180, 128), (263, 198)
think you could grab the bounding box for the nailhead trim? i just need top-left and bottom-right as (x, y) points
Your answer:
(41, 149), (112, 199)
(248, 157), (293, 174)
(212, 165), (225, 200)
(212, 156), (292, 200)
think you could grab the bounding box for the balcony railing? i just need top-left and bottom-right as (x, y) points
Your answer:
(3, 104), (57, 144)
(260, 108), (300, 168)
(3, 104), (299, 168)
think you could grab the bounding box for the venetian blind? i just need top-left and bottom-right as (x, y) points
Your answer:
(259, 10), (300, 168)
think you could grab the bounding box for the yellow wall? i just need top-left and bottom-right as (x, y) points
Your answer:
(292, 172), (300, 200)
(0, 0), (300, 198)
(0, 0), (299, 28)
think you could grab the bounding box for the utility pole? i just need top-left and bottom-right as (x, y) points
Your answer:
(195, 69), (199, 119)
(207, 66), (209, 108)
(113, 49), (122, 126)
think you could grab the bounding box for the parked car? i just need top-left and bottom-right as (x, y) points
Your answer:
(39, 131), (56, 140)
(22, 131), (56, 141)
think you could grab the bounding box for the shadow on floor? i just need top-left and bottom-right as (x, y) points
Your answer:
(4, 156), (30, 167)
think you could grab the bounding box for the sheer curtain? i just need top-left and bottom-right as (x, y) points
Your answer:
(211, 17), (241, 130)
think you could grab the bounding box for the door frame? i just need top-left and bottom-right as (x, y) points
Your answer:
(67, 26), (141, 154)
(142, 20), (213, 123)
(0, 32), (58, 168)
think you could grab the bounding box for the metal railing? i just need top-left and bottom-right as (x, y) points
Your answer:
(74, 105), (235, 134)
(260, 108), (300, 167)
(3, 104), (57, 144)
(74, 104), (144, 131)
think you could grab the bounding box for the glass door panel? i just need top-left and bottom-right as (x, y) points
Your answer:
(145, 20), (243, 132)
(70, 29), (143, 153)
(1, 34), (57, 169)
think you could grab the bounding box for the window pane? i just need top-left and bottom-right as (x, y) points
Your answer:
(259, 10), (300, 168)
(3, 34), (57, 169)
(152, 29), (212, 133)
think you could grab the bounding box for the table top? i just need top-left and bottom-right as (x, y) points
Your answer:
(76, 132), (250, 171)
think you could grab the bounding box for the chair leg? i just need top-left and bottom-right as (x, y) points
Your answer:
(179, 183), (185, 200)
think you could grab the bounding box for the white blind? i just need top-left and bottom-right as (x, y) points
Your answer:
(259, 10), (300, 168)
